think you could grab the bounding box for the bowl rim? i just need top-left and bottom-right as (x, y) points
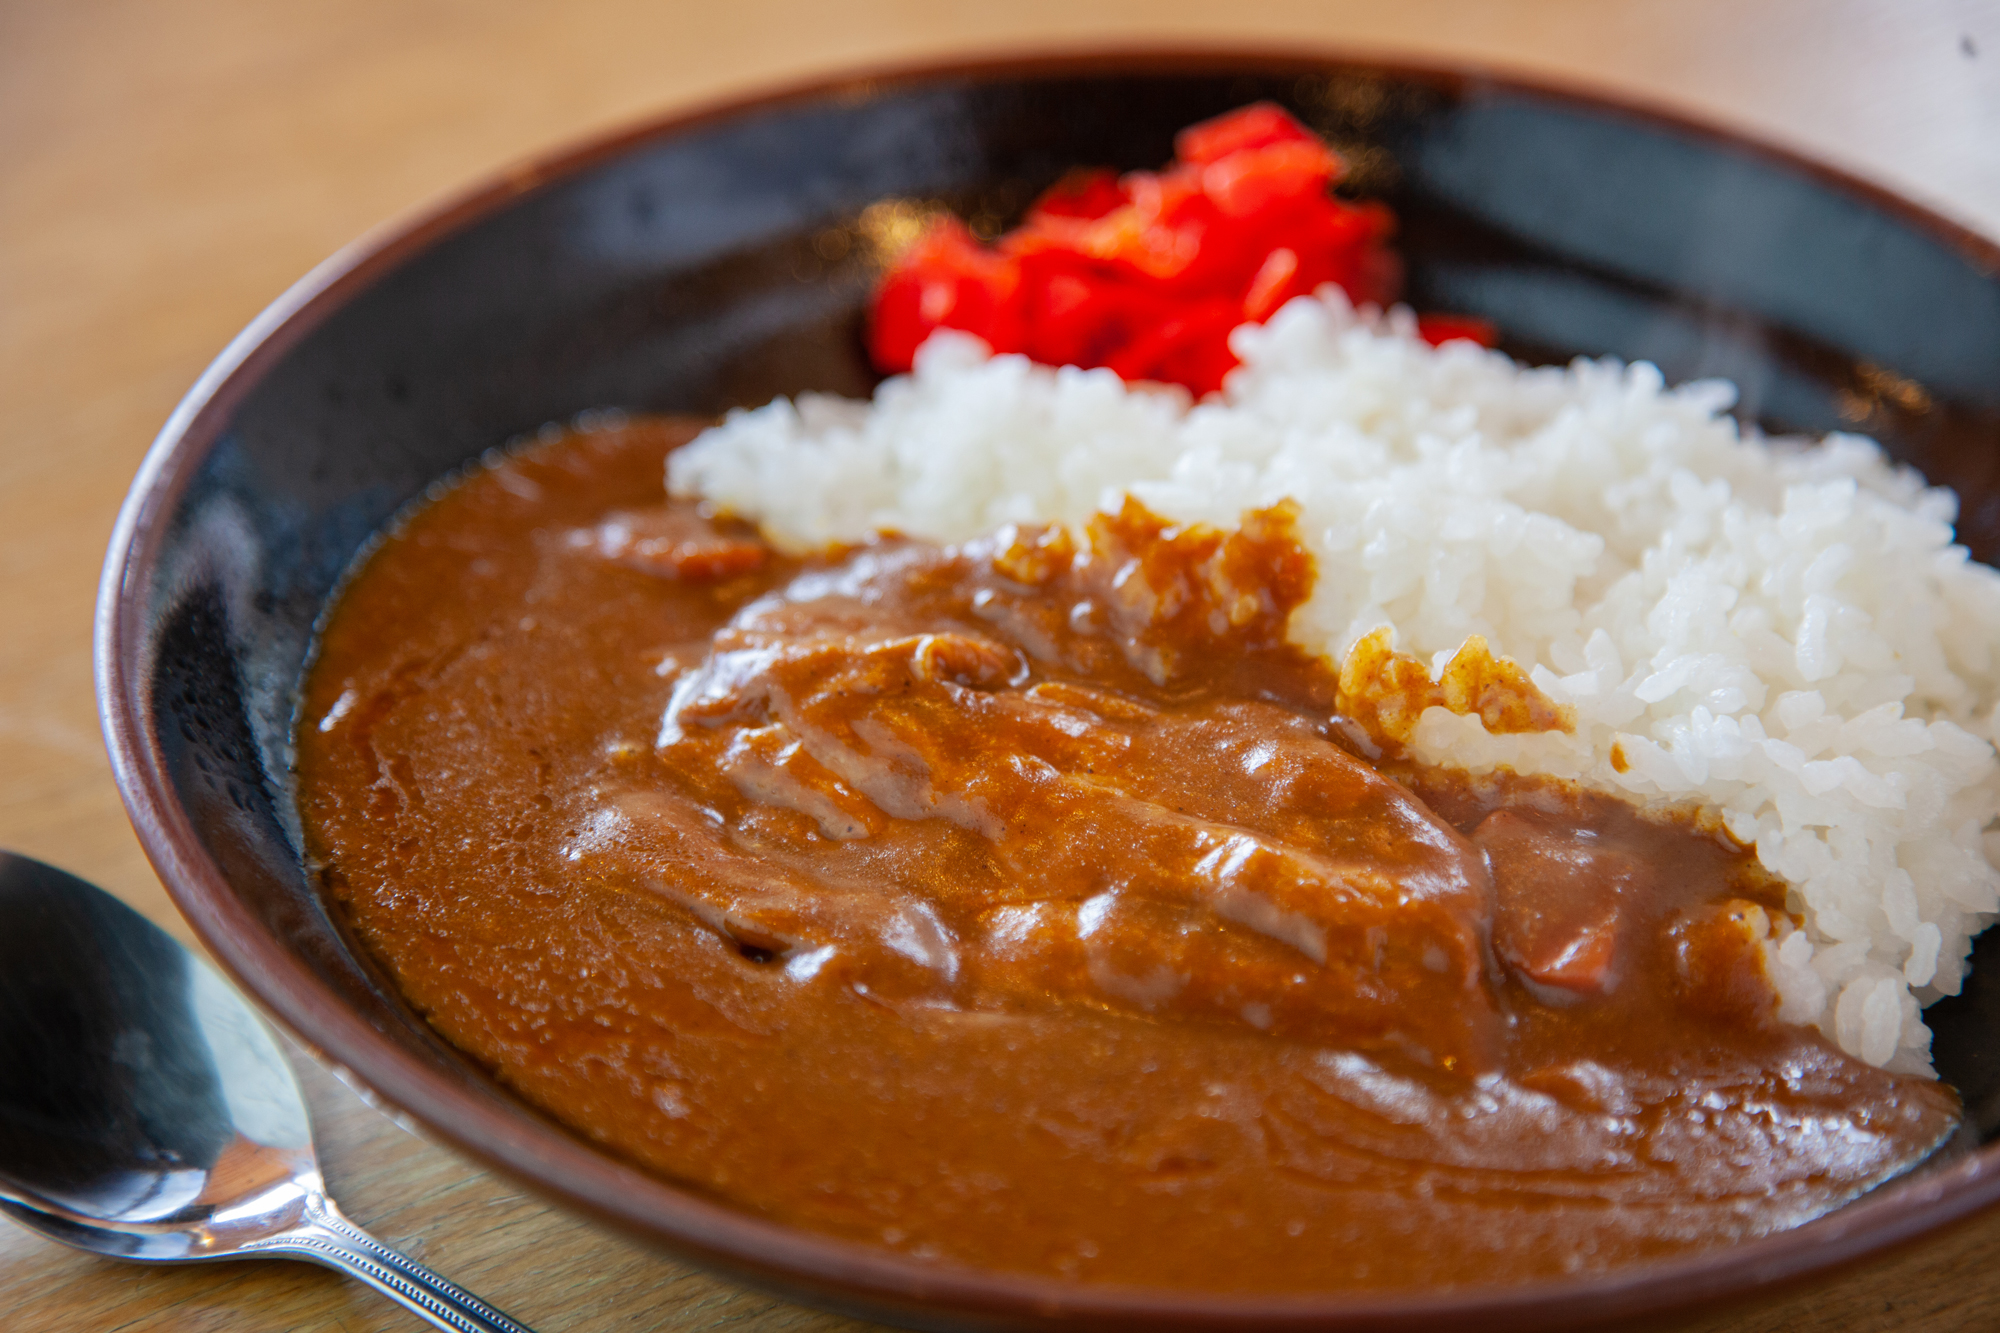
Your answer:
(95, 45), (2000, 1331)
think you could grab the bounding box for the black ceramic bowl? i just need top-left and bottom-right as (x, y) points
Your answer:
(98, 51), (2000, 1332)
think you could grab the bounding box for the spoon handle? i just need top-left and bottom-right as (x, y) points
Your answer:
(249, 1192), (538, 1333)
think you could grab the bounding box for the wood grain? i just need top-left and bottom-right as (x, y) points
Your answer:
(2, 1), (1997, 1328)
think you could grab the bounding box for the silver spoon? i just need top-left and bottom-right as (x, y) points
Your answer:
(0, 851), (537, 1333)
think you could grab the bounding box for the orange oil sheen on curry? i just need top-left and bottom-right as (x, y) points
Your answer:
(295, 419), (1957, 1292)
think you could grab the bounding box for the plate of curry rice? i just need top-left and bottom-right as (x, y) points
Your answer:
(100, 52), (2000, 1331)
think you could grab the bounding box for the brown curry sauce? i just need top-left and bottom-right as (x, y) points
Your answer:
(296, 419), (1958, 1292)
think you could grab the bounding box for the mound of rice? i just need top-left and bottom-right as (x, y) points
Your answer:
(668, 292), (2000, 1075)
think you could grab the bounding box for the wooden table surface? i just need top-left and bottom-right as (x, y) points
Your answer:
(5, 1), (2000, 1328)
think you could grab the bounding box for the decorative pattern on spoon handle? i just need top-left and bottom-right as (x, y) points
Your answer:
(247, 1192), (538, 1333)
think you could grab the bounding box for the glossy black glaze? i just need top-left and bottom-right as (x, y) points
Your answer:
(103, 56), (2000, 1329)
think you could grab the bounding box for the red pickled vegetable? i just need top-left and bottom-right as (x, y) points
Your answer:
(1197, 138), (1337, 218)
(1173, 101), (1319, 164)
(1029, 168), (1128, 221)
(866, 217), (1029, 372)
(867, 103), (1497, 394)
(867, 103), (1404, 394)
(1415, 313), (1500, 349)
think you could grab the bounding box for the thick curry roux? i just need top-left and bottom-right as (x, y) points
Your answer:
(297, 419), (1958, 1292)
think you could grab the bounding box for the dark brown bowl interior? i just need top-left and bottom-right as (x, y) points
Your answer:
(97, 50), (2000, 1331)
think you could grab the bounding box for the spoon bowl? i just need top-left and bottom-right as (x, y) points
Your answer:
(0, 851), (534, 1333)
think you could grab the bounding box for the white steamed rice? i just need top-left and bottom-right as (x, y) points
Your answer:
(667, 291), (2000, 1075)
